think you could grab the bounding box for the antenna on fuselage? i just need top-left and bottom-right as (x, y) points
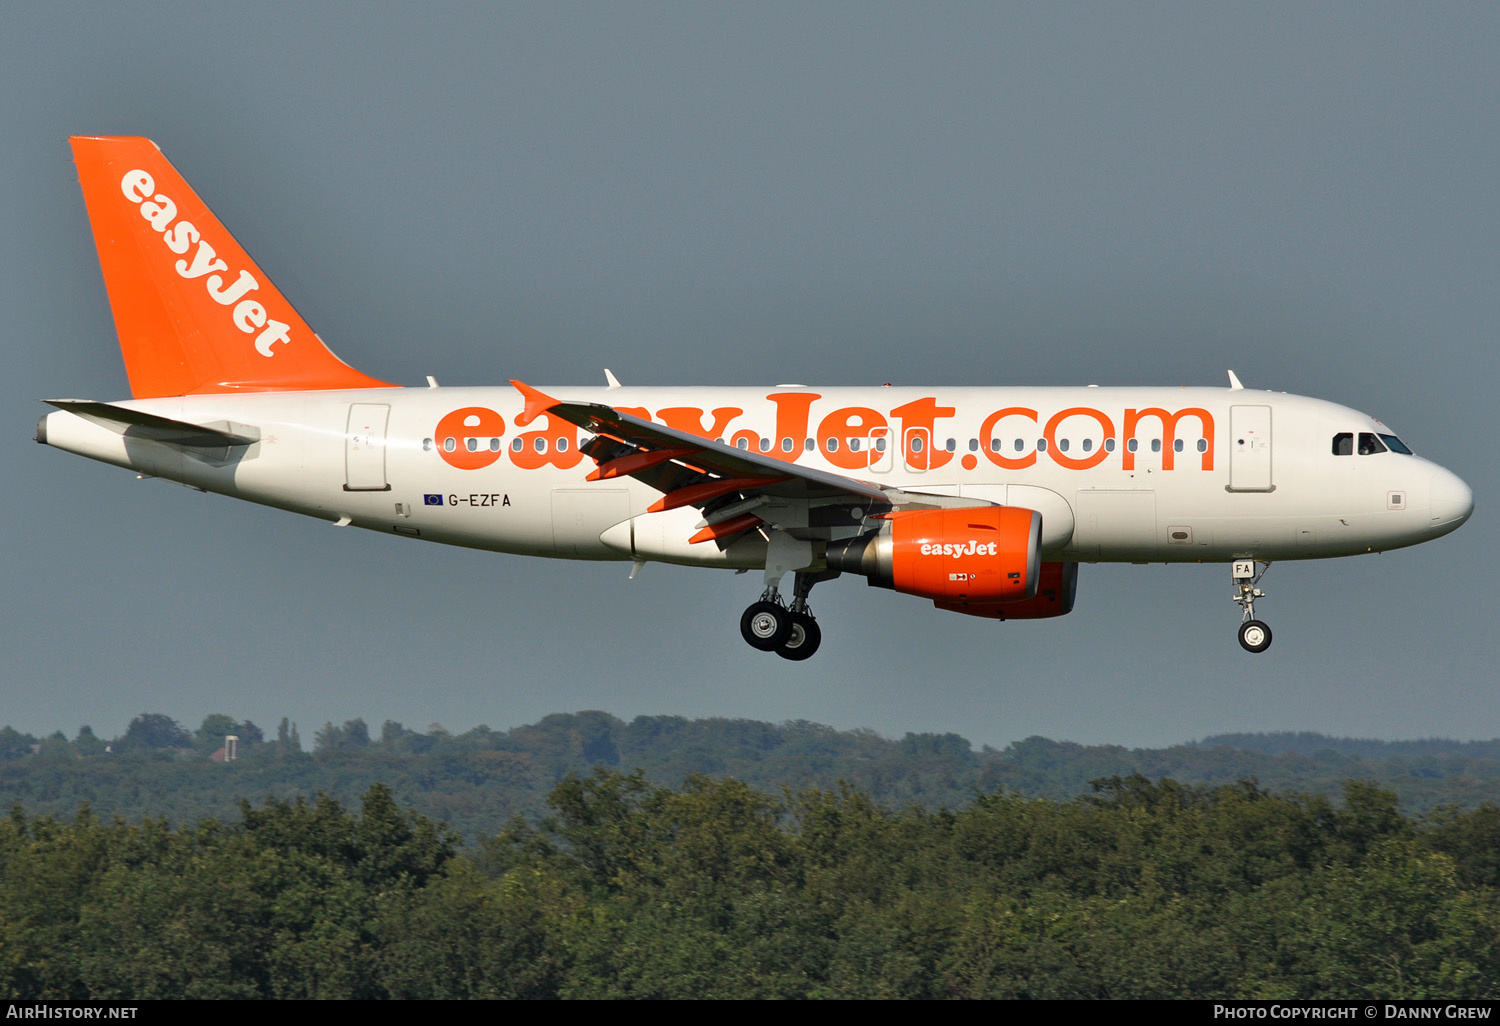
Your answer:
(1227, 370), (1245, 391)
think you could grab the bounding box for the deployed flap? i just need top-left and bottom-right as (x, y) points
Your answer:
(44, 399), (257, 448)
(70, 136), (394, 397)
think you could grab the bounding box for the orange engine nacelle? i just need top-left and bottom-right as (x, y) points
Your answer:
(825, 506), (1041, 604)
(934, 561), (1079, 619)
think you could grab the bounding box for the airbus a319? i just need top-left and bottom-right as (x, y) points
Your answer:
(39, 137), (1474, 660)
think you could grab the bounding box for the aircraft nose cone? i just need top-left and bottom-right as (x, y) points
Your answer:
(1429, 467), (1474, 535)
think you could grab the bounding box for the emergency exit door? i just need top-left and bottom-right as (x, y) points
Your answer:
(1228, 405), (1273, 492)
(345, 403), (391, 491)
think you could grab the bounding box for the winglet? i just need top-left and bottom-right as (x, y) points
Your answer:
(1227, 370), (1244, 391)
(510, 379), (560, 426)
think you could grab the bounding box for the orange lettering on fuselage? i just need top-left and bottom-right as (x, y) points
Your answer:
(509, 406), (584, 471)
(1044, 407), (1115, 471)
(1121, 407), (1214, 471)
(657, 406), (743, 440)
(816, 407), (886, 470)
(890, 397), (957, 471)
(765, 392), (821, 463)
(434, 399), (1218, 474)
(435, 407), (507, 470)
(979, 407), (1038, 470)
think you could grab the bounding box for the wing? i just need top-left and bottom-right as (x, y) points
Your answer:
(512, 381), (901, 546)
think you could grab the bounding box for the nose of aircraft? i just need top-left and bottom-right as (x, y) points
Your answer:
(1429, 466), (1474, 536)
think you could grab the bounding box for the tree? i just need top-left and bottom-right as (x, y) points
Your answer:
(196, 714), (239, 753)
(120, 714), (190, 752)
(314, 719), (371, 754)
(73, 725), (106, 757)
(0, 726), (37, 761)
(276, 717), (302, 755)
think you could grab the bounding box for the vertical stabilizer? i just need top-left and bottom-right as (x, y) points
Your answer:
(70, 136), (394, 397)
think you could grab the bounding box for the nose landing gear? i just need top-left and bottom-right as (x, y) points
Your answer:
(1232, 560), (1272, 653)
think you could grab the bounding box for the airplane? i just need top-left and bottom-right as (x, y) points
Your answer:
(39, 137), (1474, 660)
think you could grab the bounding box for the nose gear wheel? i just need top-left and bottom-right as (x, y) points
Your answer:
(1231, 561), (1273, 653)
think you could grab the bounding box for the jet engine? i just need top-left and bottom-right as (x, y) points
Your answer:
(825, 506), (1041, 604)
(933, 560), (1079, 619)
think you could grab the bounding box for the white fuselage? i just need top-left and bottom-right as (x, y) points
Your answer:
(40, 384), (1472, 568)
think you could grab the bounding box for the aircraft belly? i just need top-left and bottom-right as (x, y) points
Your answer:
(552, 488), (632, 558)
(1070, 489), (1158, 561)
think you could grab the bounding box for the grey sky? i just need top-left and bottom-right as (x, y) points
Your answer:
(2, 3), (1494, 749)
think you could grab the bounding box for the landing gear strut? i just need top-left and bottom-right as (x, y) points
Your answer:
(740, 569), (835, 660)
(1232, 560), (1272, 653)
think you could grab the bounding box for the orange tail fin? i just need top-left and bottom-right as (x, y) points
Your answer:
(70, 137), (394, 397)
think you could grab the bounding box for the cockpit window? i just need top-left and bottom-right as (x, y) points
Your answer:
(1358, 432), (1387, 455)
(1332, 433), (1353, 456)
(1379, 433), (1413, 455)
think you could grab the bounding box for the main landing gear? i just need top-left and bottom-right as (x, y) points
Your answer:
(1232, 560), (1273, 653)
(740, 570), (833, 661)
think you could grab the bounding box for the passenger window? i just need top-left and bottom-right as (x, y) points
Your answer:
(849, 438), (861, 452)
(1037, 438), (1047, 452)
(1358, 433), (1387, 455)
(739, 437), (751, 450)
(511, 438), (523, 452)
(1014, 439), (1024, 452)
(944, 438), (956, 452)
(804, 438), (815, 452)
(1058, 438), (1069, 452)
(1196, 438), (1207, 453)
(489, 438), (501, 452)
(1105, 438), (1116, 452)
(423, 438), (434, 452)
(782, 437), (794, 453)
(534, 437), (547, 453)
(968, 438), (979, 452)
(874, 437), (886, 452)
(1332, 433), (1353, 456)
(466, 438), (478, 452)
(557, 437), (569, 453)
(443, 437), (456, 452)
(910, 436), (923, 453)
(758, 437), (771, 452)
(1151, 439), (1162, 453)
(1081, 438), (1093, 452)
(1173, 439), (1184, 453)
(990, 438), (1001, 453)
(1127, 439), (1138, 453)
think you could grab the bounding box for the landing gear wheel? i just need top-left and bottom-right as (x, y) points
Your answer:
(1238, 619), (1272, 654)
(777, 613), (822, 661)
(741, 601), (792, 651)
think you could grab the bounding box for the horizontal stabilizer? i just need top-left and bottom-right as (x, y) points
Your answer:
(44, 399), (257, 448)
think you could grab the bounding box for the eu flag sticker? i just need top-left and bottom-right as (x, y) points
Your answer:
(423, 493), (444, 506)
